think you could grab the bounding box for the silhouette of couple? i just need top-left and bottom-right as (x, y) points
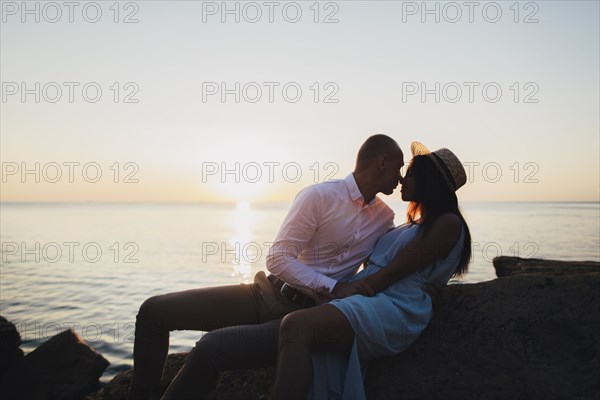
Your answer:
(126, 135), (472, 400)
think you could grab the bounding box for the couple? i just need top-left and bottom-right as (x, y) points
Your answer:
(126, 134), (472, 400)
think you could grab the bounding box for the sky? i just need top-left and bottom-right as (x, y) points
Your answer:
(1, 0), (599, 204)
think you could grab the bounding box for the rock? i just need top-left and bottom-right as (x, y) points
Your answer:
(83, 354), (274, 400)
(493, 256), (600, 277)
(0, 329), (110, 400)
(87, 258), (600, 400)
(0, 316), (24, 380)
(83, 353), (189, 400)
(365, 271), (600, 400)
(205, 368), (274, 400)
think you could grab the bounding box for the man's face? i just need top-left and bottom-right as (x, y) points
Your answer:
(380, 150), (404, 195)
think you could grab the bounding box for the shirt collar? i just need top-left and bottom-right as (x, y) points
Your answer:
(344, 173), (376, 207)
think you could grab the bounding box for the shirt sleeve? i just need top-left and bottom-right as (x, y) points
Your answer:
(266, 185), (338, 292)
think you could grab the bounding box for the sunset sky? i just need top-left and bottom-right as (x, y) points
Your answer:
(1, 1), (598, 204)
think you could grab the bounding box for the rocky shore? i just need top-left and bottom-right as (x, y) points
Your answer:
(2, 256), (599, 399)
(0, 322), (109, 400)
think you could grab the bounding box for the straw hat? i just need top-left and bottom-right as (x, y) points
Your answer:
(410, 141), (467, 191)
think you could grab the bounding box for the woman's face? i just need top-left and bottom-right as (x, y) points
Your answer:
(400, 168), (416, 201)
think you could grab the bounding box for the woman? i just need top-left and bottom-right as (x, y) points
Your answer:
(272, 141), (472, 399)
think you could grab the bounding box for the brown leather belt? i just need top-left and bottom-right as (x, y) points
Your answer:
(267, 274), (315, 308)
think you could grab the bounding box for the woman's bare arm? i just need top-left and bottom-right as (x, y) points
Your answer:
(362, 213), (462, 294)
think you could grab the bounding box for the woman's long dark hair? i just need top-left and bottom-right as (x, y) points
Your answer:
(405, 155), (471, 277)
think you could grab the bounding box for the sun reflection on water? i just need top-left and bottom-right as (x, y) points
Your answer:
(228, 201), (256, 283)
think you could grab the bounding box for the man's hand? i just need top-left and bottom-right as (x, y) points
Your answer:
(332, 280), (374, 299)
(306, 280), (376, 305)
(308, 287), (335, 306)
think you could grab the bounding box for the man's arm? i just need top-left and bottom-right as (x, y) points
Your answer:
(329, 205), (395, 299)
(266, 186), (338, 293)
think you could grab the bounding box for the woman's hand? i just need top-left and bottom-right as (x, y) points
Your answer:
(332, 280), (374, 299)
(307, 280), (376, 305)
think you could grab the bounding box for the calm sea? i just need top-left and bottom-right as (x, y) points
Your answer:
(1, 201), (598, 383)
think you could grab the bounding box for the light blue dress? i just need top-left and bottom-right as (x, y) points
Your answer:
(310, 222), (465, 399)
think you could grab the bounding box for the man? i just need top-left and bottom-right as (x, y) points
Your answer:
(128, 134), (404, 400)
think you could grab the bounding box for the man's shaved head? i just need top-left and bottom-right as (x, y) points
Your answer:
(355, 134), (402, 170)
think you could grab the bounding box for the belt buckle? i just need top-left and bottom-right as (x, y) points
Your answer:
(280, 283), (300, 304)
(280, 282), (290, 296)
(281, 283), (312, 307)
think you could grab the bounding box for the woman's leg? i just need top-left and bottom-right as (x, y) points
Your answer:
(272, 304), (355, 400)
(127, 284), (260, 400)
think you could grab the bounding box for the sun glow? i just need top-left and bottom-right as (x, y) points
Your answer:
(209, 179), (269, 203)
(191, 132), (291, 203)
(236, 200), (251, 212)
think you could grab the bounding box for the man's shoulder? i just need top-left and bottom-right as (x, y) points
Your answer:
(300, 178), (346, 196)
(289, 179), (349, 212)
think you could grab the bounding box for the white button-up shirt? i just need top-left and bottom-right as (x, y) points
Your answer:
(266, 173), (395, 293)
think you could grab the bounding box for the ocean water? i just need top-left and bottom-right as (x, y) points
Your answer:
(0, 201), (598, 383)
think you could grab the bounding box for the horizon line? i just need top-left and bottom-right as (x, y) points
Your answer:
(1, 200), (599, 205)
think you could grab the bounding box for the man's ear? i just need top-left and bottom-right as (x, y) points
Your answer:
(377, 154), (387, 171)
